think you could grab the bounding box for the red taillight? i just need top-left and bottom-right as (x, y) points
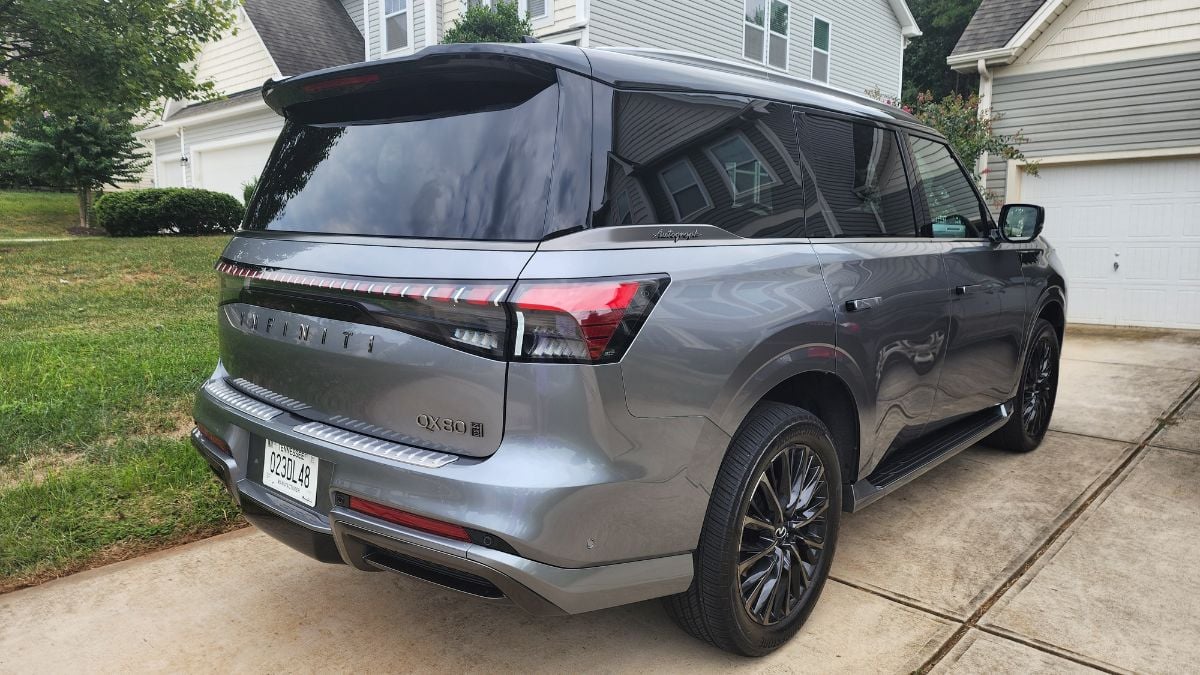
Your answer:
(217, 260), (667, 364)
(302, 73), (381, 94)
(347, 497), (471, 542)
(195, 422), (232, 455)
(511, 276), (668, 363)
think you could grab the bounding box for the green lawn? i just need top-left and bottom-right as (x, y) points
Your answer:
(0, 221), (243, 590)
(0, 190), (79, 238)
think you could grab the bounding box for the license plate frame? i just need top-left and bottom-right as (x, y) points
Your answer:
(261, 438), (320, 507)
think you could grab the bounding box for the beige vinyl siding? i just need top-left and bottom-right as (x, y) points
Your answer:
(984, 52), (1200, 208)
(588, 0), (904, 97)
(1020, 0), (1200, 69)
(180, 108), (284, 152)
(194, 10), (279, 95)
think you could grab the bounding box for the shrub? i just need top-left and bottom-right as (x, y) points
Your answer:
(241, 176), (259, 205)
(442, 1), (533, 43)
(94, 188), (243, 237)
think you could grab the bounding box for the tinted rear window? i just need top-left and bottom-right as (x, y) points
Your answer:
(245, 83), (560, 240)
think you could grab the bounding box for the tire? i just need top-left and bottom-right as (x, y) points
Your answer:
(987, 318), (1060, 453)
(664, 402), (842, 656)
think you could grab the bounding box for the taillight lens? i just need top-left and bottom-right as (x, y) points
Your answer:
(217, 260), (667, 364)
(347, 496), (471, 541)
(217, 261), (510, 359)
(512, 276), (668, 364)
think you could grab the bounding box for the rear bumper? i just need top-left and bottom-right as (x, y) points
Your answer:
(190, 366), (719, 615)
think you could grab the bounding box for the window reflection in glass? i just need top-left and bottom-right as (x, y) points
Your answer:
(907, 136), (986, 238)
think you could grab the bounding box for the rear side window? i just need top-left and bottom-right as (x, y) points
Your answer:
(245, 83), (560, 240)
(798, 114), (916, 238)
(593, 91), (805, 238)
(907, 136), (988, 238)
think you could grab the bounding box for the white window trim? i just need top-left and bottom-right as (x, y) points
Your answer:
(741, 0), (790, 72)
(704, 131), (781, 202)
(381, 0), (415, 56)
(658, 158), (713, 222)
(519, 0), (554, 28)
(811, 15), (832, 84)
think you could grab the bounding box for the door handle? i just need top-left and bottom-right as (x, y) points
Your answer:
(955, 284), (986, 296)
(845, 296), (882, 312)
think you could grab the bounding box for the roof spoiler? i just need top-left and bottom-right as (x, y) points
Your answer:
(261, 44), (590, 123)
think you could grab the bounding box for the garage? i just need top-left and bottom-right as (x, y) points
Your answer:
(1018, 156), (1200, 330)
(191, 136), (278, 198)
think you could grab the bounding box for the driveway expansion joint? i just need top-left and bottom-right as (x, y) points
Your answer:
(916, 373), (1200, 674)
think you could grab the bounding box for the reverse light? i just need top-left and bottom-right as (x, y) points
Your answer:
(347, 496), (471, 542)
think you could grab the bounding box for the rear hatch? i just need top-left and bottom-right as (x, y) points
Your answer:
(217, 47), (594, 457)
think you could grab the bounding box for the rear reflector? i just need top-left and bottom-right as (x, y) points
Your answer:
(347, 496), (471, 542)
(217, 260), (667, 364)
(195, 422), (232, 455)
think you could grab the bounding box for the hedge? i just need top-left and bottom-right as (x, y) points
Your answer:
(94, 188), (243, 237)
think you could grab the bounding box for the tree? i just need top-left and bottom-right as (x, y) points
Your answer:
(902, 0), (981, 103)
(443, 1), (534, 44)
(2, 110), (150, 228)
(0, 0), (237, 119)
(868, 88), (1037, 204)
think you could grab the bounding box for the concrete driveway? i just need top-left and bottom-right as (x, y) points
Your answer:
(3, 326), (1198, 673)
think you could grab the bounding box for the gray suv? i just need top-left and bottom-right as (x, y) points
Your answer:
(192, 44), (1065, 656)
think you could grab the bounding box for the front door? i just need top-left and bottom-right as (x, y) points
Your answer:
(905, 135), (1026, 422)
(796, 112), (951, 473)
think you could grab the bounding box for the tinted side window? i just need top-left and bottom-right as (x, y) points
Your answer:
(798, 114), (916, 238)
(593, 92), (806, 238)
(907, 136), (988, 238)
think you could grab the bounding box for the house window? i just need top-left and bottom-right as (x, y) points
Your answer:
(659, 159), (712, 222)
(743, 0), (789, 70)
(522, 0), (551, 21)
(811, 17), (831, 83)
(384, 0), (410, 52)
(707, 133), (779, 206)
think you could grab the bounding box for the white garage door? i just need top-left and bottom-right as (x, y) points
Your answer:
(1021, 157), (1200, 329)
(156, 158), (185, 188)
(193, 139), (276, 198)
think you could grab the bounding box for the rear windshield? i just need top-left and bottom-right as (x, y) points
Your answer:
(245, 83), (560, 240)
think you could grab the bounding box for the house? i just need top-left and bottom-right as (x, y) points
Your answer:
(139, 0), (919, 200)
(949, 0), (1200, 330)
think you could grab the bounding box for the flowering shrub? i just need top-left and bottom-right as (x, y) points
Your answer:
(867, 88), (1037, 204)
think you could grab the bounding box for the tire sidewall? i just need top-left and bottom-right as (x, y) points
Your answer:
(1018, 321), (1060, 449)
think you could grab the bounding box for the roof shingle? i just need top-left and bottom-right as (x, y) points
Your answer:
(951, 0), (1047, 56)
(243, 0), (365, 76)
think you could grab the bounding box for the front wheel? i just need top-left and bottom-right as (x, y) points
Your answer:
(664, 402), (841, 656)
(988, 318), (1060, 452)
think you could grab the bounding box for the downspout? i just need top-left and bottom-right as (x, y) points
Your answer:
(177, 128), (188, 187)
(976, 58), (993, 190)
(364, 0), (371, 61)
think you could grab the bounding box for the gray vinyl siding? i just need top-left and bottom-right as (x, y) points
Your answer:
(342, 0), (365, 36)
(985, 52), (1200, 207)
(588, 0), (904, 97)
(156, 135), (181, 162)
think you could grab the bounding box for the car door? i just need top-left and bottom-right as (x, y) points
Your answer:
(795, 111), (952, 473)
(904, 134), (1026, 423)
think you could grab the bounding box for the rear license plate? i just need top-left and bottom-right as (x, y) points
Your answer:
(262, 439), (319, 507)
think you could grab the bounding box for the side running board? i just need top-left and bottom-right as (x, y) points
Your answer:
(845, 402), (1013, 512)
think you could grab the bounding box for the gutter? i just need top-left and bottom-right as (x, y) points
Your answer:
(135, 99), (270, 140)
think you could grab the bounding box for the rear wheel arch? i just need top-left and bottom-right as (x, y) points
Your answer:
(1038, 292), (1066, 345)
(758, 371), (861, 485)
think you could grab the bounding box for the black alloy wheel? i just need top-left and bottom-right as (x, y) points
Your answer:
(738, 442), (829, 626)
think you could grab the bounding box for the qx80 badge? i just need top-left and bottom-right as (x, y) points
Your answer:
(234, 310), (376, 354)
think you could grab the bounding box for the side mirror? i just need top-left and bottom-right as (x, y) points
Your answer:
(998, 204), (1045, 243)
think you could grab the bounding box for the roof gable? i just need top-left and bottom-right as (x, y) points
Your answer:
(951, 0), (1048, 56)
(243, 0), (364, 77)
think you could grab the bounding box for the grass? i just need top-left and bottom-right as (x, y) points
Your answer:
(0, 190), (79, 238)
(0, 209), (243, 590)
